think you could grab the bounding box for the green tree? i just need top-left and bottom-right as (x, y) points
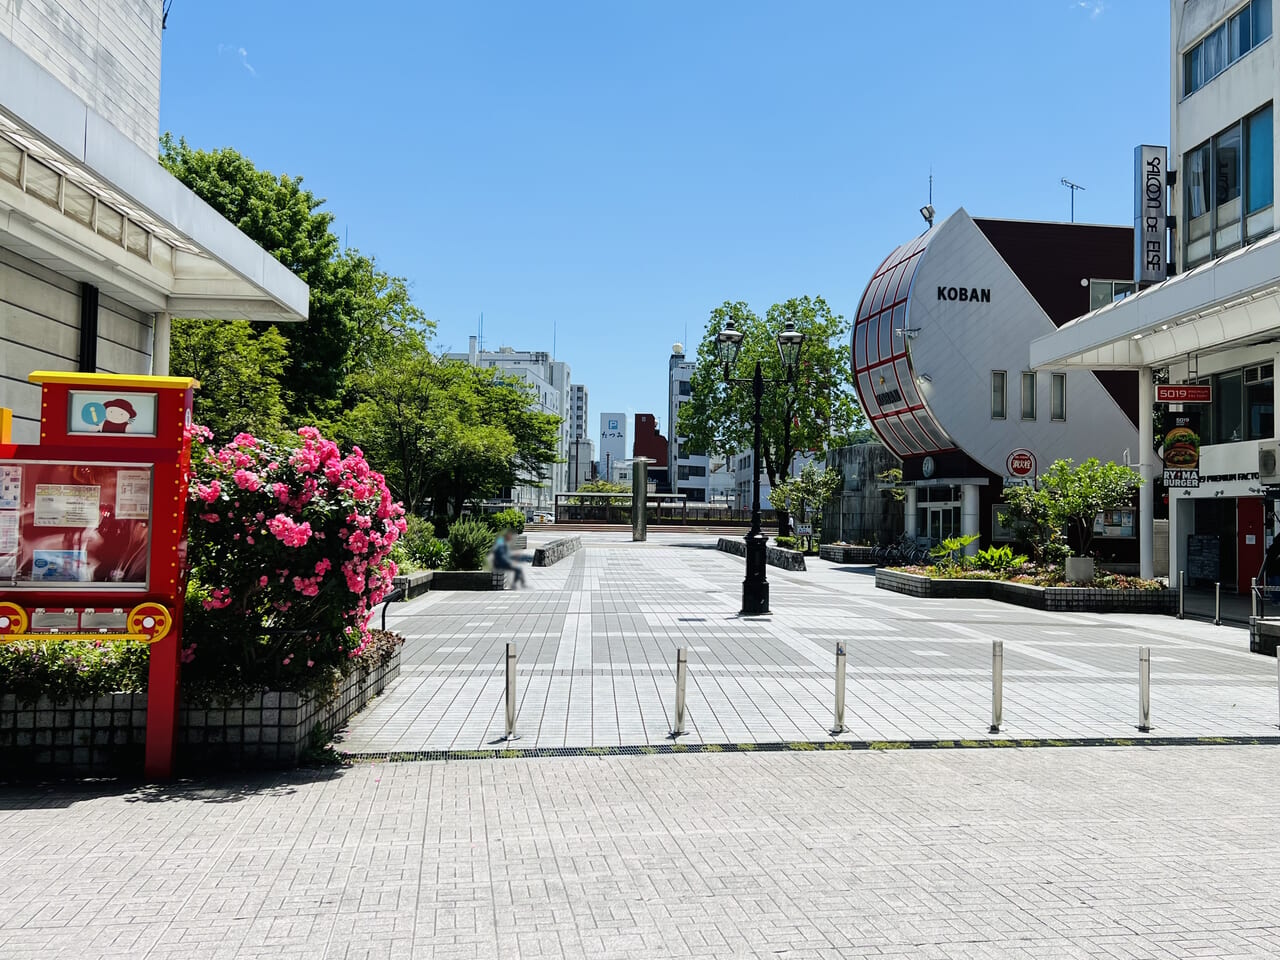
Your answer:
(1001, 458), (1142, 560)
(677, 297), (861, 534)
(159, 135), (433, 422)
(338, 354), (560, 519)
(768, 463), (842, 548)
(570, 478), (631, 506)
(170, 319), (289, 441)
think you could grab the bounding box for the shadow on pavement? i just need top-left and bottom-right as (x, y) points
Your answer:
(0, 765), (344, 809)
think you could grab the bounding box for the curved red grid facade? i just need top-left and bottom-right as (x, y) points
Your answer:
(851, 233), (957, 459)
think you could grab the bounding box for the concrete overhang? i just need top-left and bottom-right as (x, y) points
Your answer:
(0, 32), (308, 323)
(1030, 230), (1280, 370)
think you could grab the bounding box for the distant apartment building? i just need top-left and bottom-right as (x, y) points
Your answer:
(446, 336), (572, 511)
(568, 437), (594, 492)
(731, 449), (817, 510)
(0, 2), (309, 441)
(668, 343), (711, 501)
(570, 384), (588, 442)
(598, 411), (627, 481)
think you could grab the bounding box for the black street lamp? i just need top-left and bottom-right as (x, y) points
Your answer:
(716, 317), (805, 615)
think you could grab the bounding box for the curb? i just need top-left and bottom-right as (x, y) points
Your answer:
(339, 734), (1280, 763)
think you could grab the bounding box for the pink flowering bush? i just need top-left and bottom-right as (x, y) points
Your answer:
(183, 425), (407, 697)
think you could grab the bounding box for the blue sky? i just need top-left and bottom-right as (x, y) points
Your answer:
(160, 1), (1168, 439)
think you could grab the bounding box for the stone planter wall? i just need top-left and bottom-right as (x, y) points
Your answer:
(819, 544), (878, 564)
(0, 649), (400, 776)
(1250, 618), (1280, 656)
(429, 570), (506, 590)
(391, 570), (433, 599)
(716, 537), (807, 572)
(875, 568), (1177, 614)
(533, 536), (582, 567)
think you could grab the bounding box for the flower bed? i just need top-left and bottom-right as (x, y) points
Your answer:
(876, 568), (1176, 614)
(0, 632), (402, 774)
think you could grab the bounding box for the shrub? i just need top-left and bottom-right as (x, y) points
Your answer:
(974, 544), (1026, 575)
(489, 508), (525, 534)
(182, 425), (406, 699)
(775, 536), (798, 549)
(447, 518), (496, 570)
(399, 514), (450, 569)
(929, 534), (980, 575)
(0, 641), (150, 705)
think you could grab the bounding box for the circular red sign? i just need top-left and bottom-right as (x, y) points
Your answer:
(1006, 450), (1035, 477)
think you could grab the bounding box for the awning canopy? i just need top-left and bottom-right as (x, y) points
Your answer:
(1029, 230), (1280, 369)
(0, 34), (308, 324)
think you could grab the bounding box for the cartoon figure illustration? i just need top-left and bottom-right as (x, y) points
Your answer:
(100, 399), (137, 434)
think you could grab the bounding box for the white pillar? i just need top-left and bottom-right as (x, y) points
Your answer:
(961, 483), (981, 555)
(1138, 366), (1155, 579)
(904, 486), (918, 538)
(151, 311), (171, 377)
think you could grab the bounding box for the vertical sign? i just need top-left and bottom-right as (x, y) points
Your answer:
(1162, 411), (1200, 488)
(1134, 145), (1168, 284)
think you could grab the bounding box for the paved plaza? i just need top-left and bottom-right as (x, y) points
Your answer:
(338, 534), (1280, 753)
(3, 746), (1280, 959)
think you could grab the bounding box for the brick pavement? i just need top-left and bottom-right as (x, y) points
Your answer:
(338, 533), (1280, 752)
(3, 746), (1280, 958)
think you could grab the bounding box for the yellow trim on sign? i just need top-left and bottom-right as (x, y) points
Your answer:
(28, 371), (199, 390)
(0, 407), (11, 443)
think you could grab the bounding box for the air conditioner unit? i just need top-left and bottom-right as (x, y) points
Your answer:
(1260, 441), (1280, 484)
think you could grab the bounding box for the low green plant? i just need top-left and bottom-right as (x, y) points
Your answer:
(929, 533), (981, 575)
(775, 535), (798, 549)
(0, 641), (150, 705)
(489, 508), (526, 534)
(399, 514), (450, 569)
(447, 518), (497, 570)
(974, 544), (1027, 575)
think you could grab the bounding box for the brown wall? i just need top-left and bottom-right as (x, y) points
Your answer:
(633, 414), (668, 466)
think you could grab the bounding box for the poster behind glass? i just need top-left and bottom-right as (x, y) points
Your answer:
(0, 461), (152, 588)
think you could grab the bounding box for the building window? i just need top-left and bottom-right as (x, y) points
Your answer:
(678, 380), (692, 396)
(1088, 279), (1137, 312)
(1021, 372), (1036, 420)
(1184, 1), (1272, 97)
(1051, 373), (1066, 421)
(1185, 104), (1274, 266)
(677, 465), (706, 480)
(991, 371), (1007, 419)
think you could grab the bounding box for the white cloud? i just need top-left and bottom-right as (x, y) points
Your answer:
(217, 42), (256, 76)
(1075, 0), (1105, 18)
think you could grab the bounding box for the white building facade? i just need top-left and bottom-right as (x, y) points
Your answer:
(598, 411), (627, 481)
(1032, 0), (1278, 591)
(669, 344), (711, 501)
(447, 337), (571, 511)
(0, 3), (308, 440)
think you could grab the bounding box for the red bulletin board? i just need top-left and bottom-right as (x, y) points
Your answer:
(0, 371), (197, 779)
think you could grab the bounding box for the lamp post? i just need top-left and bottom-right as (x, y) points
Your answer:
(716, 317), (805, 615)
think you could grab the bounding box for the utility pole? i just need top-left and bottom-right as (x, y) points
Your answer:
(1060, 178), (1086, 223)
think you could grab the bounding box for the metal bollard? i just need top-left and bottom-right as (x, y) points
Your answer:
(1178, 571), (1185, 620)
(1138, 646), (1151, 732)
(505, 642), (519, 741)
(832, 641), (846, 735)
(1253, 578), (1259, 621)
(1276, 654), (1280, 730)
(990, 640), (1003, 734)
(1214, 582), (1222, 626)
(672, 648), (687, 736)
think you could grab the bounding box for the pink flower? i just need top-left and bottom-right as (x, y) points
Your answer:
(258, 575), (269, 587)
(232, 469), (261, 492)
(268, 514), (313, 547)
(199, 513), (220, 523)
(315, 558), (332, 575)
(195, 479), (222, 503)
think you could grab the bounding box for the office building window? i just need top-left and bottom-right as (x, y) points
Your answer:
(1185, 104), (1275, 265)
(991, 371), (1007, 419)
(1184, 1), (1272, 97)
(1051, 373), (1066, 421)
(678, 380), (692, 396)
(1088, 280), (1137, 311)
(1021, 372), (1036, 420)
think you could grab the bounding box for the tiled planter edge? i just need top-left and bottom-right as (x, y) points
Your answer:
(819, 544), (878, 564)
(875, 568), (1176, 614)
(0, 648), (400, 776)
(716, 537), (807, 572)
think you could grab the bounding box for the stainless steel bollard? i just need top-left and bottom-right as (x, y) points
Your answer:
(832, 641), (846, 735)
(1276, 653), (1279, 730)
(1253, 578), (1259, 621)
(1214, 582), (1222, 626)
(1138, 646), (1151, 732)
(672, 648), (687, 736)
(1178, 571), (1185, 620)
(990, 640), (1003, 734)
(505, 642), (519, 741)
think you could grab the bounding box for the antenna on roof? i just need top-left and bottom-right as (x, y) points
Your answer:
(919, 169), (935, 228)
(1060, 178), (1086, 223)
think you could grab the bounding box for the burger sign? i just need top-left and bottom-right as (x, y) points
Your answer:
(1162, 412), (1201, 488)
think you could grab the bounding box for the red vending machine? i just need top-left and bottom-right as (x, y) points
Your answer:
(0, 371), (196, 778)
